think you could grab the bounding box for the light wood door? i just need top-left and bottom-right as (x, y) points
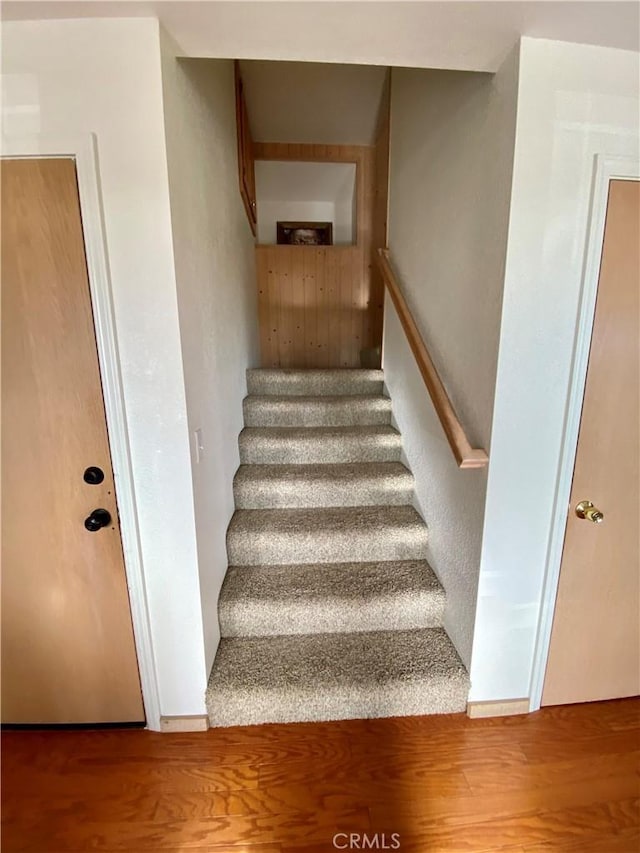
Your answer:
(1, 158), (145, 724)
(542, 179), (640, 706)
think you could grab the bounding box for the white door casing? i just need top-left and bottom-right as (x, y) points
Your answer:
(528, 154), (640, 711)
(1, 133), (162, 730)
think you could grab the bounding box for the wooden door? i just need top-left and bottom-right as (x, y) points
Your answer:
(1, 158), (145, 724)
(542, 179), (640, 706)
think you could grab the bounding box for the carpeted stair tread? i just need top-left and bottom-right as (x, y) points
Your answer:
(247, 368), (384, 397)
(206, 627), (469, 726)
(219, 560), (445, 637)
(239, 425), (402, 464)
(208, 368), (470, 729)
(233, 462), (414, 508)
(226, 505), (429, 565)
(243, 394), (392, 427)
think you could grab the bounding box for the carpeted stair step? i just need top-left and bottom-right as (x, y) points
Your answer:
(233, 462), (414, 508)
(206, 627), (469, 727)
(238, 426), (403, 464)
(226, 505), (428, 565)
(219, 560), (445, 637)
(247, 368), (384, 397)
(243, 395), (392, 427)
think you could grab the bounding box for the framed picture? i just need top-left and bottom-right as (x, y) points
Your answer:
(277, 221), (333, 246)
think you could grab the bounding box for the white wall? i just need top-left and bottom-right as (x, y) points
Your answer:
(255, 160), (357, 245)
(469, 38), (640, 703)
(239, 60), (387, 145)
(148, 2), (639, 73)
(1, 18), (208, 720)
(383, 52), (519, 667)
(160, 43), (260, 673)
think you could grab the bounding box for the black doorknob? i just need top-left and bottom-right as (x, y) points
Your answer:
(84, 508), (112, 532)
(83, 466), (105, 485)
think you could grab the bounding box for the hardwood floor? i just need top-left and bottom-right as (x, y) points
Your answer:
(2, 698), (638, 852)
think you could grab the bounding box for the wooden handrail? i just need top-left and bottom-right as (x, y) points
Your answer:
(376, 249), (489, 469)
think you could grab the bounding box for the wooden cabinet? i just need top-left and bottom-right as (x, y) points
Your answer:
(235, 62), (257, 236)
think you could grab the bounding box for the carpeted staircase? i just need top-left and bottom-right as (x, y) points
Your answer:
(206, 369), (469, 727)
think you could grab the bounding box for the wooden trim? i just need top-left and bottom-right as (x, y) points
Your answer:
(256, 244), (354, 252)
(376, 249), (489, 470)
(0, 134), (162, 730)
(235, 61), (257, 236)
(160, 715), (209, 733)
(467, 698), (530, 718)
(253, 141), (363, 164)
(254, 143), (382, 366)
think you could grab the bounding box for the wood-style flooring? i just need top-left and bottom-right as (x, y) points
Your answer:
(2, 698), (639, 852)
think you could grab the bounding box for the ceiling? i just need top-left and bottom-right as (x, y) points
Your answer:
(239, 60), (387, 145)
(3, 2), (639, 73)
(255, 161), (356, 203)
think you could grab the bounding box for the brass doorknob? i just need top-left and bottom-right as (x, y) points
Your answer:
(575, 500), (604, 523)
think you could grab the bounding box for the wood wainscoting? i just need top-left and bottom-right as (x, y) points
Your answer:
(256, 245), (372, 368)
(254, 142), (385, 368)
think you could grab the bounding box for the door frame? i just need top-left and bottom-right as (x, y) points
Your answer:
(1, 134), (161, 730)
(529, 154), (640, 711)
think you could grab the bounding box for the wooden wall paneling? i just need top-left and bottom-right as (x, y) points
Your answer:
(315, 249), (329, 367)
(290, 248), (305, 367)
(303, 248), (317, 365)
(267, 248), (280, 367)
(253, 142), (383, 367)
(256, 247), (271, 365)
(277, 248), (293, 367)
(326, 248), (340, 367)
(353, 246), (364, 365)
(339, 249), (355, 367)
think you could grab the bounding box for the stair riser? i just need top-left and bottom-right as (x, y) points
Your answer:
(239, 434), (402, 465)
(247, 370), (384, 397)
(207, 680), (468, 727)
(233, 477), (413, 509)
(226, 528), (429, 566)
(220, 596), (445, 637)
(244, 398), (392, 428)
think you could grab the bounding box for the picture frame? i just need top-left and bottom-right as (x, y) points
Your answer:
(276, 221), (333, 246)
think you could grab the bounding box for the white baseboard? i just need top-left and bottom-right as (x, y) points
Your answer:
(160, 714), (209, 733)
(466, 698), (530, 719)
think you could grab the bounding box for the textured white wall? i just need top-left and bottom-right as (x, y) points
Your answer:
(1, 18), (207, 718)
(160, 44), (260, 674)
(239, 60), (387, 145)
(382, 53), (519, 667)
(255, 161), (356, 245)
(470, 38), (640, 703)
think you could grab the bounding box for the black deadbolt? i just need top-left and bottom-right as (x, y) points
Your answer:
(83, 466), (105, 485)
(84, 508), (112, 532)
